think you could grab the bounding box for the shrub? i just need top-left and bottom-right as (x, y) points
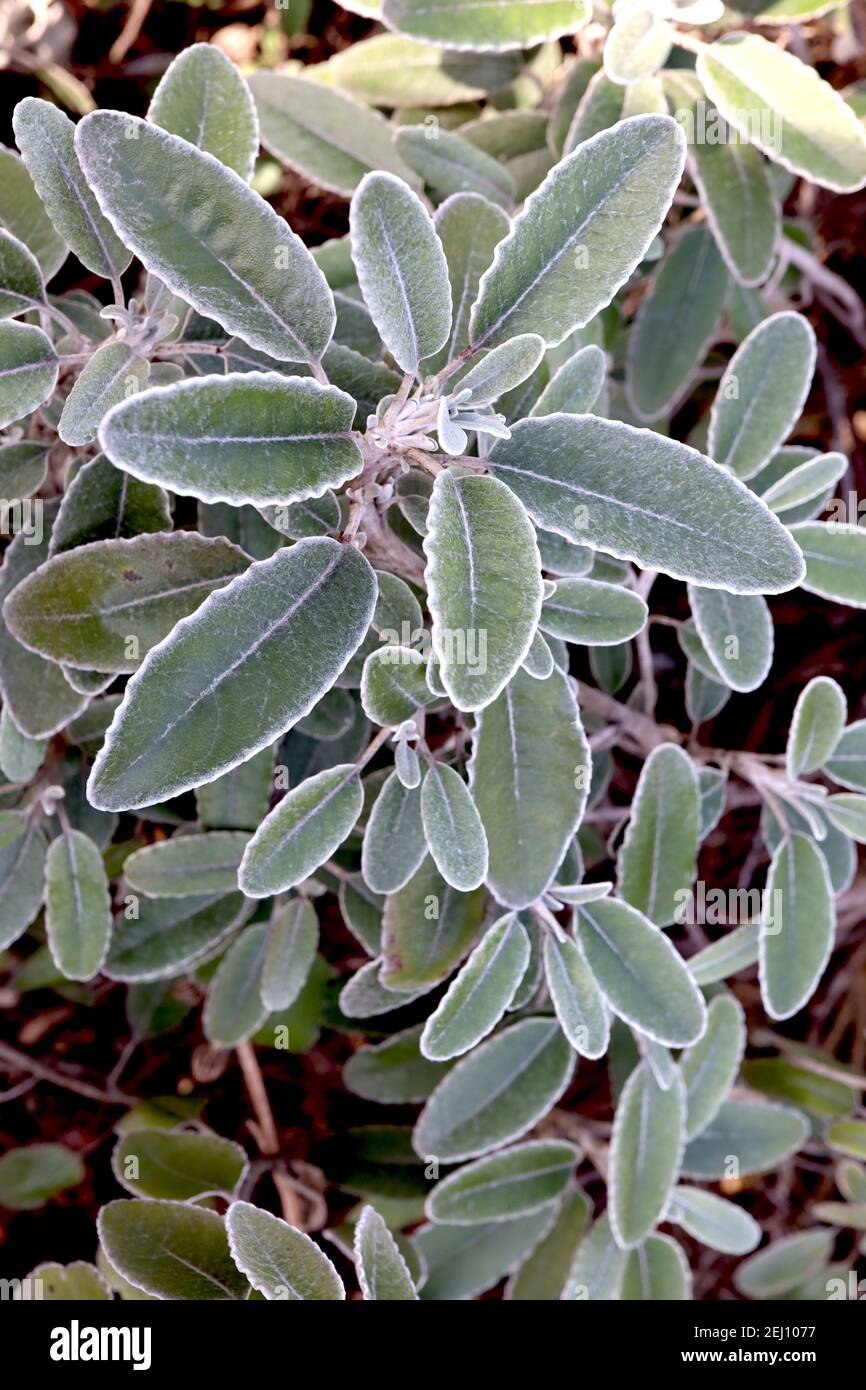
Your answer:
(1, 0), (865, 1302)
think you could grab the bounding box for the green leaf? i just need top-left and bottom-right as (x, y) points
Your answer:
(101, 373), (361, 509)
(506, 1188), (591, 1300)
(261, 897), (318, 1012)
(708, 312), (816, 480)
(148, 44), (259, 180)
(4, 533), (249, 674)
(688, 922), (760, 985)
(340, 957), (436, 1018)
(621, 1233), (691, 1300)
(626, 226), (728, 421)
(362, 771), (427, 894)
(0, 1144), (84, 1210)
(531, 344), (606, 417)
(361, 646), (432, 727)
(0, 229), (45, 317)
(680, 993), (745, 1139)
(760, 833), (835, 1021)
(688, 586), (773, 693)
(345, 1024), (450, 1103)
(604, 8), (673, 85)
(99, 1199), (250, 1300)
(420, 911), (529, 1060)
(734, 1230), (834, 1298)
(825, 1120), (866, 1160)
(354, 1206), (418, 1299)
(664, 72), (780, 288)
(667, 1187), (761, 1255)
(112, 1131), (247, 1201)
(469, 115), (685, 349)
(45, 828), (111, 981)
(381, 856), (486, 991)
(0, 320), (58, 428)
(0, 440), (48, 498)
(428, 193), (509, 373)
(383, 0), (590, 49)
(761, 450), (847, 514)
(0, 708), (45, 783)
(203, 924), (270, 1046)
(790, 522), (866, 608)
(540, 577), (647, 646)
(28, 1262), (111, 1301)
(825, 719), (866, 791)
(197, 744), (275, 832)
(562, 1211), (627, 1300)
(680, 1099), (808, 1178)
(413, 1016), (573, 1161)
(105, 893), (249, 982)
(456, 335), (545, 406)
(697, 33), (866, 192)
(394, 126), (514, 210)
(577, 897), (706, 1046)
(489, 415), (805, 594)
(609, 1061), (684, 1249)
(57, 343), (149, 448)
(349, 172), (451, 374)
(226, 1200), (344, 1299)
(124, 832), (249, 897)
(240, 764), (363, 897)
(420, 762), (488, 892)
(414, 1209), (554, 1300)
(787, 676), (846, 779)
(470, 667), (590, 908)
(0, 146), (66, 280)
(0, 812), (47, 950)
(75, 112), (334, 366)
(617, 744), (700, 927)
(428, 1139), (577, 1225)
(544, 928), (610, 1058)
(825, 793), (866, 842)
(50, 453), (171, 554)
(87, 540), (376, 811)
(424, 471), (542, 712)
(12, 98), (130, 281)
(326, 34), (521, 108)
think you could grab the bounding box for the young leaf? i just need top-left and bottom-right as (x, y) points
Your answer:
(226, 1200), (344, 1300)
(709, 312), (816, 480)
(362, 771), (427, 894)
(349, 171), (451, 374)
(787, 676), (846, 779)
(261, 897), (319, 1012)
(680, 1099), (808, 1178)
(626, 226), (728, 421)
(99, 1200), (250, 1300)
(667, 1187), (761, 1255)
(621, 1233), (691, 1301)
(203, 924), (270, 1046)
(456, 335), (545, 407)
(124, 832), (250, 897)
(824, 793), (866, 842)
(0, 321), (58, 429)
(789, 522), (866, 608)
(760, 833), (835, 1021)
(0, 812), (48, 951)
(239, 764), (363, 897)
(543, 929), (610, 1058)
(427, 1139), (577, 1225)
(100, 373), (361, 509)
(604, 8), (673, 86)
(680, 993), (746, 1138)
(469, 667), (591, 910)
(428, 193), (509, 373)
(394, 126), (515, 210)
(413, 1017), (573, 1162)
(697, 33), (866, 192)
(420, 911), (529, 1061)
(148, 44), (259, 180)
(12, 98), (131, 282)
(354, 1206), (417, 1300)
(540, 577), (648, 646)
(112, 1131), (247, 1201)
(469, 116), (685, 349)
(531, 343), (606, 417)
(576, 897), (707, 1046)
(75, 113), (335, 366)
(824, 719), (866, 791)
(617, 744), (700, 927)
(424, 470), (542, 712)
(45, 828), (111, 982)
(380, 857), (487, 992)
(688, 586), (773, 693)
(59, 343), (150, 448)
(609, 1062), (685, 1249)
(4, 533), (250, 673)
(87, 540), (377, 811)
(104, 893), (249, 982)
(382, 0), (590, 49)
(491, 415), (804, 594)
(420, 762), (488, 891)
(360, 647), (432, 727)
(688, 923), (760, 986)
(0, 708), (45, 783)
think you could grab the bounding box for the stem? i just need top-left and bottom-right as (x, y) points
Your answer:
(236, 1041), (303, 1225)
(0, 1039), (135, 1106)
